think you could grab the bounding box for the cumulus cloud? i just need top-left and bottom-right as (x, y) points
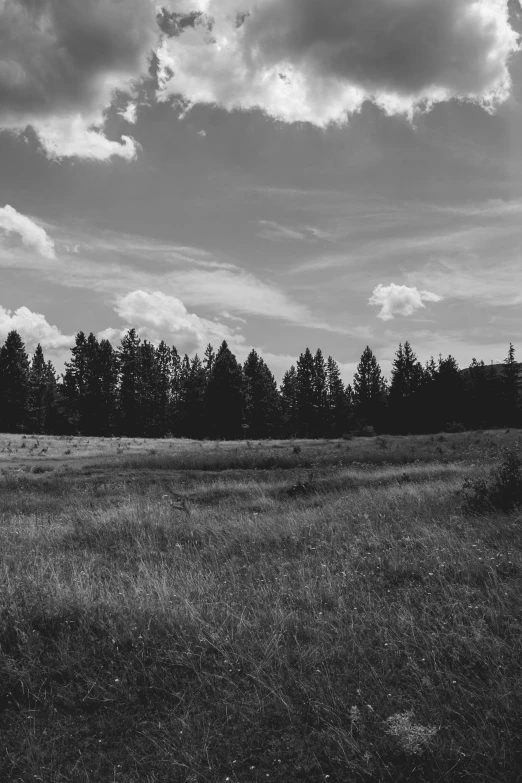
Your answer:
(0, 305), (74, 351)
(0, 0), (158, 160)
(103, 290), (245, 353)
(369, 283), (443, 321)
(0, 205), (55, 259)
(157, 0), (520, 125)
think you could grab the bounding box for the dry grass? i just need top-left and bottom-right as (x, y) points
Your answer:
(0, 431), (521, 782)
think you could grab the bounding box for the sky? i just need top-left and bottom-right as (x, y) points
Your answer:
(1, 0), (522, 383)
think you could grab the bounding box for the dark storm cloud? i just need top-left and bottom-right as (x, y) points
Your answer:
(0, 0), (158, 158)
(158, 0), (520, 124)
(245, 0), (516, 98)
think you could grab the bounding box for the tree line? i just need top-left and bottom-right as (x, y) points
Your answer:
(0, 328), (520, 438)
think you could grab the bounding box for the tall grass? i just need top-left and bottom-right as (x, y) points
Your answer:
(0, 435), (521, 781)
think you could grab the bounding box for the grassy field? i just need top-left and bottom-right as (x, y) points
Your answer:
(1, 431), (521, 782)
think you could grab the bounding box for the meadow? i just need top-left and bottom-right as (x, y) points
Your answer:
(0, 430), (521, 782)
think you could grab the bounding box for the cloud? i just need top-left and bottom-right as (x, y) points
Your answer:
(164, 267), (316, 324)
(0, 304), (74, 352)
(221, 311), (247, 324)
(2, 0), (516, 162)
(102, 290), (245, 353)
(406, 255), (522, 307)
(258, 220), (338, 243)
(369, 283), (443, 321)
(0, 0), (158, 160)
(157, 0), (520, 126)
(0, 205), (56, 259)
(118, 103), (138, 125)
(258, 220), (309, 241)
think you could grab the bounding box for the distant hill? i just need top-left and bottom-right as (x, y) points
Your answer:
(459, 363), (522, 381)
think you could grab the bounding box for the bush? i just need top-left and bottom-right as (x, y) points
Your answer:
(355, 425), (376, 437)
(31, 465), (54, 475)
(445, 421), (466, 433)
(462, 447), (522, 513)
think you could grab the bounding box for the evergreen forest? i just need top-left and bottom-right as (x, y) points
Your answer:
(0, 328), (520, 438)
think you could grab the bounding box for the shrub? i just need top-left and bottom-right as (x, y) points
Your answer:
(462, 447), (522, 513)
(31, 465), (54, 475)
(445, 421), (466, 433)
(354, 425), (375, 437)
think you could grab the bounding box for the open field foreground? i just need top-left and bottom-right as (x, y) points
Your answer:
(1, 432), (522, 782)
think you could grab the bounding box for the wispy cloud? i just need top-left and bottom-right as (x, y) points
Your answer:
(0, 220), (347, 333)
(257, 220), (338, 243)
(258, 220), (310, 241)
(406, 256), (522, 307)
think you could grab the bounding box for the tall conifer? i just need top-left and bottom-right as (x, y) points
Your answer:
(0, 331), (30, 433)
(280, 365), (298, 437)
(62, 331), (88, 433)
(118, 328), (141, 436)
(295, 348), (315, 437)
(326, 355), (348, 437)
(206, 341), (243, 439)
(28, 344), (62, 434)
(243, 349), (280, 438)
(503, 343), (520, 426)
(352, 346), (387, 431)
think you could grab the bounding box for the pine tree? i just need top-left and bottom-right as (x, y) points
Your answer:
(465, 358), (492, 429)
(352, 346), (387, 431)
(169, 346), (182, 435)
(326, 356), (348, 437)
(206, 341), (243, 439)
(502, 343), (520, 426)
(313, 349), (328, 437)
(0, 331), (31, 433)
(28, 344), (48, 434)
(82, 333), (103, 435)
(413, 356), (439, 432)
(155, 341), (173, 437)
(295, 348), (316, 437)
(179, 354), (207, 438)
(96, 339), (118, 436)
(435, 354), (463, 431)
(28, 344), (63, 434)
(280, 365), (298, 437)
(389, 341), (425, 432)
(62, 331), (88, 433)
(117, 328), (141, 436)
(203, 344), (215, 378)
(137, 339), (158, 437)
(243, 349), (280, 439)
(177, 355), (192, 437)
